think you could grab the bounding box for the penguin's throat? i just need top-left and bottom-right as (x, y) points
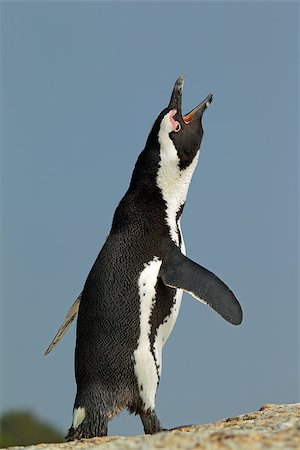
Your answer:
(157, 132), (199, 244)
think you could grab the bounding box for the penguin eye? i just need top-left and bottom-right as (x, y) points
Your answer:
(174, 123), (181, 132)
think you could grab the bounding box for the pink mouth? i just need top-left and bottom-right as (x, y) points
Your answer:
(169, 109), (181, 132)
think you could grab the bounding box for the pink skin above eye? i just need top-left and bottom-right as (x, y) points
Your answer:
(169, 109), (181, 132)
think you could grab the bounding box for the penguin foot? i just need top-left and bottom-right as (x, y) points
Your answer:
(140, 410), (164, 434)
(66, 422), (108, 441)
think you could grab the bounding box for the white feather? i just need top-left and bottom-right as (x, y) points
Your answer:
(134, 257), (162, 411)
(72, 406), (86, 429)
(157, 112), (199, 245)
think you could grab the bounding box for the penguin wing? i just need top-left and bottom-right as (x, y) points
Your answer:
(160, 241), (243, 325)
(44, 292), (82, 355)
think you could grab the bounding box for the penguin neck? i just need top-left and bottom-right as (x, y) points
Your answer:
(156, 131), (199, 245)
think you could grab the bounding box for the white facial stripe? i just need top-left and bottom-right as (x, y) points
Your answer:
(72, 406), (86, 430)
(169, 109), (181, 132)
(134, 257), (162, 411)
(157, 114), (199, 244)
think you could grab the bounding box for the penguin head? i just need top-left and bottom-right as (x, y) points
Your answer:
(151, 76), (213, 170)
(129, 77), (212, 193)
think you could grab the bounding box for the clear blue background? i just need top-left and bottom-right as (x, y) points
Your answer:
(1, 0), (299, 437)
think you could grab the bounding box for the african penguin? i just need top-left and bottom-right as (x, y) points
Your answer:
(46, 76), (243, 440)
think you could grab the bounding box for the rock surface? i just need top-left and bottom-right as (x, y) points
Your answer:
(3, 403), (300, 450)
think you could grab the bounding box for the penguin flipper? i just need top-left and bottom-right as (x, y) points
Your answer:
(44, 292), (82, 355)
(160, 241), (242, 325)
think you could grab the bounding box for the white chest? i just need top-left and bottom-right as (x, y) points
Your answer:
(157, 121), (199, 245)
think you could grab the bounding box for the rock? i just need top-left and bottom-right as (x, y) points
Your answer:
(3, 403), (300, 450)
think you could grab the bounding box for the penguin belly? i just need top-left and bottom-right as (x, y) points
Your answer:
(134, 228), (185, 411)
(133, 257), (162, 412)
(133, 257), (183, 411)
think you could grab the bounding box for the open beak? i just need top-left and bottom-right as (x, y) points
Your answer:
(183, 93), (213, 124)
(168, 76), (213, 124)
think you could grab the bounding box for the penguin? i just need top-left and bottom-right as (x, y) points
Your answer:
(48, 76), (243, 440)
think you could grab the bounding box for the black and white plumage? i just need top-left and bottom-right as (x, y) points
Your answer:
(46, 77), (242, 440)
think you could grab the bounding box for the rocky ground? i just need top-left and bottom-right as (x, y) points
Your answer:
(3, 403), (300, 450)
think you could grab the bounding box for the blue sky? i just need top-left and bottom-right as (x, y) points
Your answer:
(1, 0), (299, 437)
